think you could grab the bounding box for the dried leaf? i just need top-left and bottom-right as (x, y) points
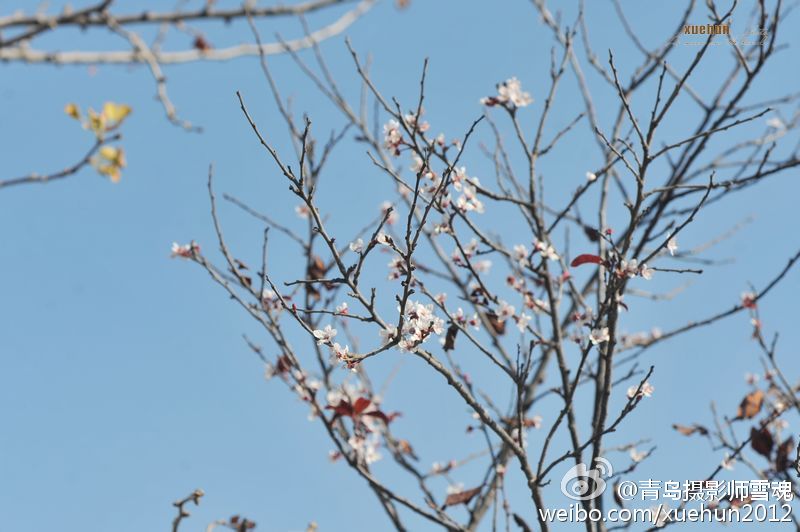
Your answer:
(613, 480), (624, 508)
(736, 390), (764, 420)
(443, 486), (482, 508)
(193, 35), (212, 51)
(750, 426), (774, 458)
(672, 423), (709, 436)
(775, 437), (794, 471)
(485, 312), (506, 335)
(443, 324), (459, 351)
(512, 513), (532, 532)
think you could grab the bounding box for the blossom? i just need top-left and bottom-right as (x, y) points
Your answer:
(446, 483), (465, 495)
(454, 183), (485, 214)
(589, 327), (609, 345)
(349, 434), (382, 464)
(330, 342), (350, 361)
(481, 77), (533, 108)
(349, 238), (364, 253)
(383, 119), (403, 155)
(453, 308), (481, 330)
(721, 453), (735, 471)
(387, 257), (407, 280)
(618, 259), (640, 278)
(627, 381), (654, 400)
(629, 448), (647, 463)
(312, 325), (337, 345)
(572, 307), (594, 328)
(379, 325), (399, 343)
(404, 111), (430, 133)
(295, 204), (310, 219)
(336, 302), (349, 314)
(381, 201), (399, 225)
(586, 171), (597, 182)
(171, 241), (199, 258)
(534, 240), (559, 261)
(766, 117), (785, 130)
(513, 244), (530, 267)
(452, 166), (469, 191)
(741, 291), (757, 309)
(473, 260), (492, 273)
(667, 237), (678, 256)
(375, 232), (392, 246)
(515, 312), (532, 333)
(396, 301), (445, 351)
(496, 300), (516, 320)
(640, 263), (654, 280)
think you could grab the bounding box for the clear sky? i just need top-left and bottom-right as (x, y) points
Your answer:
(1, 1), (799, 531)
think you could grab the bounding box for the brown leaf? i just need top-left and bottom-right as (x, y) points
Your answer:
(485, 312), (506, 335)
(750, 426), (774, 458)
(775, 437), (794, 471)
(443, 486), (482, 508)
(512, 513), (532, 532)
(193, 35), (212, 52)
(613, 480), (624, 508)
(672, 423), (709, 436)
(583, 225), (600, 242)
(308, 255), (326, 279)
(397, 439), (418, 460)
(737, 390), (764, 419)
(443, 324), (459, 351)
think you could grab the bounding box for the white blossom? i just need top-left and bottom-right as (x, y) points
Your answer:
(667, 237), (678, 256)
(640, 263), (654, 280)
(383, 119), (403, 154)
(589, 327), (609, 345)
(349, 238), (364, 253)
(312, 324), (337, 345)
(295, 204), (310, 219)
(481, 77), (533, 108)
(627, 381), (655, 400)
(534, 239), (559, 261)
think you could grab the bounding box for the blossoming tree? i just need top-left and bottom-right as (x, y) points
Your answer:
(167, 0), (800, 529)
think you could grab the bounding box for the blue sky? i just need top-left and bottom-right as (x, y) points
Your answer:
(1, 1), (799, 530)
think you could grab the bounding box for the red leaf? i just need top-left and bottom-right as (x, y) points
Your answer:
(353, 397), (372, 415)
(570, 254), (605, 268)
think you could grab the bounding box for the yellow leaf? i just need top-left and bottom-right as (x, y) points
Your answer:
(93, 145), (126, 183)
(87, 108), (105, 136)
(102, 102), (132, 126)
(64, 103), (81, 120)
(99, 145), (126, 167)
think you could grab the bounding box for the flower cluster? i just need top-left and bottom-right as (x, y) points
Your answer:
(452, 307), (481, 330)
(454, 181), (485, 214)
(616, 258), (653, 280)
(627, 381), (655, 400)
(383, 119), (403, 155)
(533, 239), (559, 261)
(171, 241), (200, 259)
(396, 300), (445, 351)
(480, 77), (533, 109)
